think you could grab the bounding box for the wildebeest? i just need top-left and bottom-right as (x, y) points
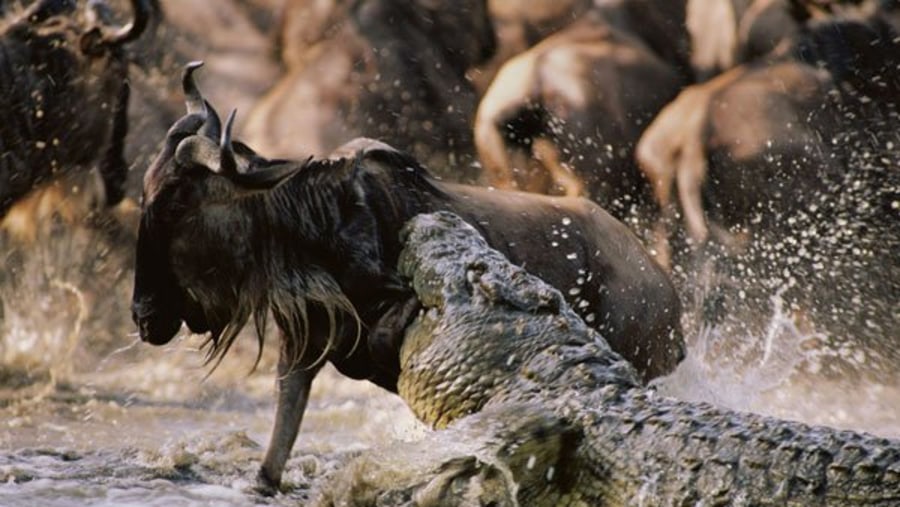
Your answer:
(474, 8), (685, 221)
(0, 0), (150, 238)
(638, 0), (899, 262)
(131, 63), (684, 492)
(636, 2), (899, 371)
(468, 0), (593, 93)
(686, 0), (882, 79)
(471, 0), (819, 221)
(241, 0), (497, 181)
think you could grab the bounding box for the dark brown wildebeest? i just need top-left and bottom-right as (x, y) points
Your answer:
(241, 0), (496, 181)
(636, 2), (899, 372)
(0, 0), (150, 239)
(131, 64), (684, 493)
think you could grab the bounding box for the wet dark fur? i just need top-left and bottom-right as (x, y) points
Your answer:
(134, 141), (684, 385)
(0, 0), (141, 218)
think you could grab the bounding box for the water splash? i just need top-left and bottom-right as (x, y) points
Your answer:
(656, 277), (900, 438)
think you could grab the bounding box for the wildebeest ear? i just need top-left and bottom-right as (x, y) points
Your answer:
(218, 109), (241, 178)
(200, 100), (222, 140)
(219, 109), (302, 193)
(226, 161), (304, 193)
(175, 135), (222, 172)
(172, 111), (300, 195)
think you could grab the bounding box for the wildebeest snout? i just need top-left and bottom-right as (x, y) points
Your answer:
(131, 298), (181, 345)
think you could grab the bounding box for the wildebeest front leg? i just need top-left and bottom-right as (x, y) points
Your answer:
(257, 341), (322, 495)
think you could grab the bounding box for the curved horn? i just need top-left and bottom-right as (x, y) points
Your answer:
(182, 61), (206, 115)
(200, 100), (223, 140)
(182, 62), (222, 140)
(218, 109), (239, 176)
(99, 0), (152, 46)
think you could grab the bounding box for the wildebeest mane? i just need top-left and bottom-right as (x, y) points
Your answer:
(285, 146), (445, 195)
(198, 146), (447, 373)
(344, 145), (450, 200)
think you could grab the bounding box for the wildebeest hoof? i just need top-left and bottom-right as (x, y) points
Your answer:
(253, 469), (280, 497)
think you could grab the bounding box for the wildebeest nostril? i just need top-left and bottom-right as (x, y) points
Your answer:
(131, 302), (150, 327)
(131, 300), (181, 345)
(138, 319), (150, 338)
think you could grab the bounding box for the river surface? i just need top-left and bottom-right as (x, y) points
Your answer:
(0, 219), (898, 506)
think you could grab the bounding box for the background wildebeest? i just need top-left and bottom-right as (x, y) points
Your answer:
(468, 0), (594, 93)
(473, 5), (686, 225)
(241, 0), (497, 181)
(471, 0), (822, 226)
(131, 64), (683, 492)
(636, 1), (900, 374)
(639, 0), (898, 260)
(0, 0), (150, 239)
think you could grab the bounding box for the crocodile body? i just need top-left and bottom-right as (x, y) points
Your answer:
(313, 212), (900, 506)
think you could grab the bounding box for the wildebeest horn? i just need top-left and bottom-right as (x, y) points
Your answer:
(97, 0), (152, 47)
(182, 62), (222, 139)
(182, 61), (207, 115)
(170, 110), (231, 175)
(200, 100), (223, 140)
(219, 109), (239, 177)
(228, 159), (304, 193)
(173, 108), (300, 192)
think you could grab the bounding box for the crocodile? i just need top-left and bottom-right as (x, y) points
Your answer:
(312, 211), (900, 506)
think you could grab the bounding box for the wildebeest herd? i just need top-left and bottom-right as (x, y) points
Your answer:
(1, 0), (898, 497)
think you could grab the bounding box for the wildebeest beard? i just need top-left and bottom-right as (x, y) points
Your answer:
(134, 120), (362, 372)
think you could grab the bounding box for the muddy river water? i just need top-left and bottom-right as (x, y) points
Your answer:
(1, 225), (898, 506)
